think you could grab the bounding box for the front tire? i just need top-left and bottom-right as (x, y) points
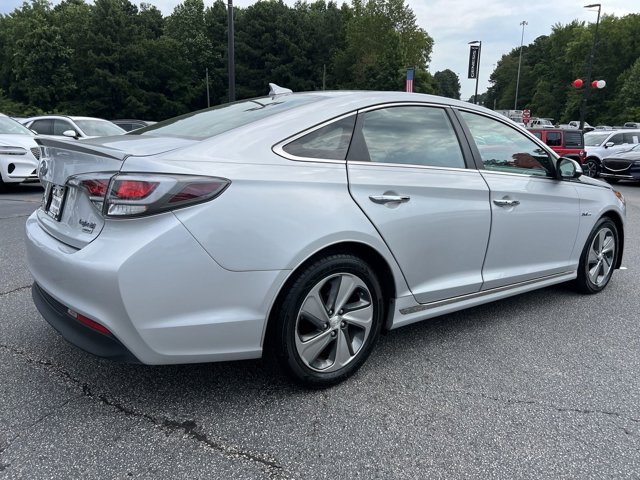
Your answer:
(575, 218), (619, 294)
(582, 158), (600, 178)
(273, 254), (384, 388)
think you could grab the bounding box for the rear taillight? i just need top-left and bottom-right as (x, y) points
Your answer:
(579, 150), (585, 162)
(70, 173), (230, 217)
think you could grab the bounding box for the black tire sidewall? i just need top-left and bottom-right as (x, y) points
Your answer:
(274, 254), (384, 388)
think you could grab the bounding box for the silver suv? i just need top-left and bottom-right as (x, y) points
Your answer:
(22, 115), (125, 139)
(583, 129), (640, 177)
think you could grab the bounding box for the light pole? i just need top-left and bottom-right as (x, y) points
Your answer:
(579, 3), (601, 130)
(468, 40), (482, 105)
(227, 0), (235, 102)
(514, 20), (527, 110)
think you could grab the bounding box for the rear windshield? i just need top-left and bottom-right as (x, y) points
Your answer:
(564, 130), (583, 148)
(131, 95), (321, 140)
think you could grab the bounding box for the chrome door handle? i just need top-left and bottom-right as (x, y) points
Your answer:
(369, 195), (411, 204)
(493, 199), (520, 207)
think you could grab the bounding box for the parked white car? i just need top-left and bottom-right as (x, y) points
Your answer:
(21, 115), (125, 139)
(0, 113), (40, 190)
(584, 129), (640, 178)
(26, 90), (626, 387)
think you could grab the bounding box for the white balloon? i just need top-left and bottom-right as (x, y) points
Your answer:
(597, 80), (606, 89)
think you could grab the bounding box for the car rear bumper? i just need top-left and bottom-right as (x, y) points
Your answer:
(32, 282), (139, 362)
(25, 210), (289, 364)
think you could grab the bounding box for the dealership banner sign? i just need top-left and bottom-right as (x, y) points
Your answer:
(468, 46), (479, 79)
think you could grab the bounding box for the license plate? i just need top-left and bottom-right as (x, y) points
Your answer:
(46, 185), (66, 221)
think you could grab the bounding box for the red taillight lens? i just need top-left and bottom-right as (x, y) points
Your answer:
(112, 180), (159, 200)
(169, 181), (228, 203)
(81, 179), (110, 197)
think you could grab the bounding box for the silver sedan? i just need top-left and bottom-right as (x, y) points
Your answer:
(25, 90), (626, 387)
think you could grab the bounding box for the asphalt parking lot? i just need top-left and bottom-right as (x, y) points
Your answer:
(1, 182), (639, 479)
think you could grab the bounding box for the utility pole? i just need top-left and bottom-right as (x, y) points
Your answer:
(227, 0), (235, 102)
(579, 4), (601, 131)
(514, 20), (527, 110)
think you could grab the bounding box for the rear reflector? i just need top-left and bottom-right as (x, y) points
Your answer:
(67, 309), (112, 336)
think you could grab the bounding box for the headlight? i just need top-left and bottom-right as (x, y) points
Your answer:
(0, 146), (27, 155)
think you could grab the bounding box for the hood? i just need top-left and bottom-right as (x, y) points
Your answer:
(0, 133), (39, 150)
(577, 175), (611, 189)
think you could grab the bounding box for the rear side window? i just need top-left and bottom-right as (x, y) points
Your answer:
(348, 106), (465, 168)
(283, 116), (356, 160)
(30, 119), (54, 135)
(530, 131), (542, 139)
(545, 131), (562, 147)
(564, 131), (583, 148)
(623, 132), (639, 144)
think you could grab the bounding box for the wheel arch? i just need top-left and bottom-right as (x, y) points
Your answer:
(601, 210), (625, 269)
(262, 241), (398, 350)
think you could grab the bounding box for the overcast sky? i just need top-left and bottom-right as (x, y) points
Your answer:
(1, 0), (636, 100)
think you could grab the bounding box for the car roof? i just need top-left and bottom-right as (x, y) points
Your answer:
(24, 115), (110, 122)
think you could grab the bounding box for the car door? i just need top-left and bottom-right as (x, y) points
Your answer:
(346, 104), (491, 304)
(457, 110), (581, 290)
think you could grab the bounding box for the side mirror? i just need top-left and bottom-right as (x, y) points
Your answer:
(62, 129), (79, 139)
(604, 141), (614, 148)
(557, 157), (582, 180)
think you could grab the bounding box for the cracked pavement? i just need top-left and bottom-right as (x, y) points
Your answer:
(1, 184), (640, 479)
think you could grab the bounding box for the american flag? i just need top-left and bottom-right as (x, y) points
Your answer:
(405, 68), (414, 93)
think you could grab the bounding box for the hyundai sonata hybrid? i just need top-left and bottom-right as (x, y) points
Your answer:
(26, 88), (626, 387)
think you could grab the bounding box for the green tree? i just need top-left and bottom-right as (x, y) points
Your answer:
(433, 69), (460, 99)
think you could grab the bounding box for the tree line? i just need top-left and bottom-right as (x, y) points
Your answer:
(0, 0), (456, 120)
(2, 0), (634, 124)
(485, 14), (640, 125)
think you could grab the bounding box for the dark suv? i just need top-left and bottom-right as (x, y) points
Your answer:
(527, 128), (585, 163)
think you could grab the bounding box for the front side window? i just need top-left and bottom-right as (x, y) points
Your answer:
(460, 111), (554, 177)
(74, 120), (124, 136)
(348, 106), (465, 168)
(283, 115), (356, 160)
(53, 120), (75, 136)
(609, 134), (624, 145)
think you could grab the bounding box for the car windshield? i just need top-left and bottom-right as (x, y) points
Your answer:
(130, 95), (322, 140)
(584, 133), (611, 146)
(75, 119), (125, 137)
(0, 116), (34, 135)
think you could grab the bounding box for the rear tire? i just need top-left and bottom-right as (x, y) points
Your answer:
(575, 218), (618, 294)
(272, 253), (384, 388)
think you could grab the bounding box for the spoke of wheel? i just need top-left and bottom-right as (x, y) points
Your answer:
(601, 235), (615, 255)
(333, 330), (354, 370)
(333, 275), (357, 314)
(602, 255), (613, 274)
(597, 230), (607, 252)
(297, 330), (334, 366)
(589, 260), (602, 283)
(300, 288), (330, 329)
(588, 247), (598, 264)
(342, 304), (373, 332)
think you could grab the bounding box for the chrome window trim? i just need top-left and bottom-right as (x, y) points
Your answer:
(273, 102), (461, 165)
(479, 169), (556, 180)
(347, 161), (474, 174)
(272, 112), (357, 164)
(400, 271), (573, 314)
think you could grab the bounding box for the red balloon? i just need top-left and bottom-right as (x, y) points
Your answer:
(592, 80), (599, 89)
(573, 79), (583, 88)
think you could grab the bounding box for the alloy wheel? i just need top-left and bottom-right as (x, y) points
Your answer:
(587, 227), (615, 286)
(294, 273), (373, 373)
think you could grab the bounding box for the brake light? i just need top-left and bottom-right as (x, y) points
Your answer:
(69, 172), (230, 217)
(112, 180), (158, 199)
(81, 179), (110, 197)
